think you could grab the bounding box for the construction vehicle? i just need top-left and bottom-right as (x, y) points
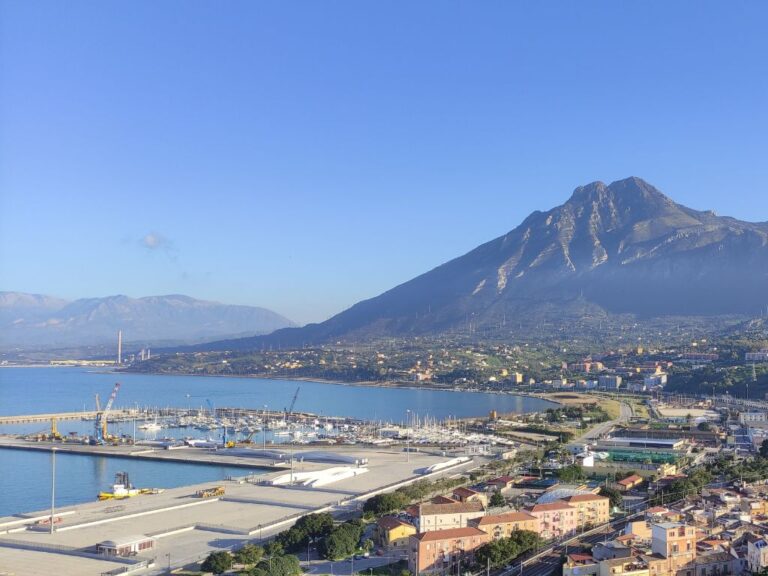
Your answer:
(49, 417), (62, 441)
(195, 486), (225, 498)
(91, 382), (121, 445)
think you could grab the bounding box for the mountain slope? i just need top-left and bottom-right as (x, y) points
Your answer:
(194, 177), (768, 350)
(0, 293), (295, 348)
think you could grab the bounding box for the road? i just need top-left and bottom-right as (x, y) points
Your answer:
(577, 400), (633, 442)
(494, 519), (630, 576)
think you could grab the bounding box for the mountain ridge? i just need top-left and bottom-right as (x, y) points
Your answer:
(0, 292), (295, 349)
(190, 177), (768, 350)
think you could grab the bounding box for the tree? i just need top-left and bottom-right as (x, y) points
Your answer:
(490, 491), (506, 508)
(264, 540), (284, 557)
(697, 421), (711, 432)
(557, 464), (585, 483)
(475, 530), (543, 569)
(256, 554), (301, 576)
(234, 543), (263, 565)
(201, 551), (233, 575)
(599, 486), (623, 509)
(318, 521), (364, 560)
(363, 492), (408, 515)
(760, 439), (768, 459)
(294, 512), (334, 538)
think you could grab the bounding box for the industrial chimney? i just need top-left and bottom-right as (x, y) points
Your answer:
(117, 330), (123, 365)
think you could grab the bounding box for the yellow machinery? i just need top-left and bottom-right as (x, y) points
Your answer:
(195, 486), (225, 498)
(50, 417), (62, 441)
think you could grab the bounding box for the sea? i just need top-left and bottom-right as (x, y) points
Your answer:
(0, 367), (556, 517)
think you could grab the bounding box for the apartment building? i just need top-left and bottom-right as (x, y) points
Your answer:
(527, 501), (578, 539)
(471, 511), (539, 540)
(408, 527), (490, 575)
(415, 501), (485, 532)
(561, 494), (611, 526)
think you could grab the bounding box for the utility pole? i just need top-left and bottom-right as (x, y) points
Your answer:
(50, 447), (57, 534)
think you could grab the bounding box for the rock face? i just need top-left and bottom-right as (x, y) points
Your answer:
(199, 177), (768, 350)
(0, 293), (295, 348)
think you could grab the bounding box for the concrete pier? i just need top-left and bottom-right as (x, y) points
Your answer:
(0, 440), (480, 576)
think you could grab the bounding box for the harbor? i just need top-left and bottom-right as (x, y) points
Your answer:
(0, 440), (480, 576)
(0, 367), (545, 575)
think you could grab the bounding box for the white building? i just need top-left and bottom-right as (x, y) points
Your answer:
(748, 538), (768, 573)
(739, 412), (768, 425)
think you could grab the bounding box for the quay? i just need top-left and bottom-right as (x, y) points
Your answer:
(0, 411), (127, 425)
(0, 439), (480, 576)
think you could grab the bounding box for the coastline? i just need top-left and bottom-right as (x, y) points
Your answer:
(108, 367), (564, 407)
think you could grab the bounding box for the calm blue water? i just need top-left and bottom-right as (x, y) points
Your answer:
(0, 367), (555, 517)
(0, 367), (555, 421)
(0, 448), (263, 518)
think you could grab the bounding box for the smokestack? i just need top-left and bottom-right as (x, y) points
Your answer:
(117, 330), (122, 365)
(147, 348), (150, 360)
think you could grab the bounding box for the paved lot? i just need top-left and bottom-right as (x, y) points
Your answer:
(0, 446), (477, 575)
(0, 548), (121, 576)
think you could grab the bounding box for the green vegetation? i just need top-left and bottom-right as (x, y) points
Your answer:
(666, 363), (768, 399)
(200, 551), (233, 575)
(246, 554), (302, 576)
(599, 486), (623, 508)
(233, 544), (263, 565)
(557, 464), (585, 483)
(363, 492), (409, 515)
(490, 491), (506, 508)
(317, 520), (364, 560)
(545, 404), (610, 427)
(275, 512), (334, 552)
(475, 530), (543, 569)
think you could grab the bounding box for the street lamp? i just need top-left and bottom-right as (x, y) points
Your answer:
(406, 409), (411, 463)
(166, 552), (171, 573)
(50, 447), (57, 534)
(263, 404), (268, 451)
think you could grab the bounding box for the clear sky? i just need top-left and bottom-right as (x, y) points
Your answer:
(1, 1), (767, 325)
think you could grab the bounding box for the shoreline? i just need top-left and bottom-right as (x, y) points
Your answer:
(110, 368), (564, 407)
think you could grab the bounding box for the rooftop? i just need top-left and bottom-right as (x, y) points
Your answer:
(418, 501), (485, 516)
(413, 527), (488, 542)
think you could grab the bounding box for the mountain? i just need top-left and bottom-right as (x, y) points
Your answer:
(0, 293), (295, 349)
(193, 177), (768, 350)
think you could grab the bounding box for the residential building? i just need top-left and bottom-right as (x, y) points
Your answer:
(471, 511), (539, 540)
(527, 501), (578, 539)
(748, 538), (768, 573)
(563, 553), (599, 576)
(561, 493), (610, 526)
(617, 474), (645, 492)
(598, 556), (650, 576)
(599, 375), (623, 389)
(375, 516), (417, 551)
(451, 486), (488, 508)
(415, 501), (485, 532)
(745, 350), (768, 363)
(408, 527), (490, 575)
(651, 522), (697, 575)
(738, 411), (768, 426)
(486, 476), (516, 493)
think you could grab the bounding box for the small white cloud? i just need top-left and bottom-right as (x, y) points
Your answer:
(141, 232), (170, 250)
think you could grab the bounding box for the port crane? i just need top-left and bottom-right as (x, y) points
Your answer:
(285, 386), (300, 416)
(93, 382), (121, 444)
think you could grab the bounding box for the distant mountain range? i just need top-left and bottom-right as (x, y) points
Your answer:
(0, 293), (294, 349)
(195, 177), (768, 350)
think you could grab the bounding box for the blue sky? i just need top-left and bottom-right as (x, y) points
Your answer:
(1, 1), (767, 325)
